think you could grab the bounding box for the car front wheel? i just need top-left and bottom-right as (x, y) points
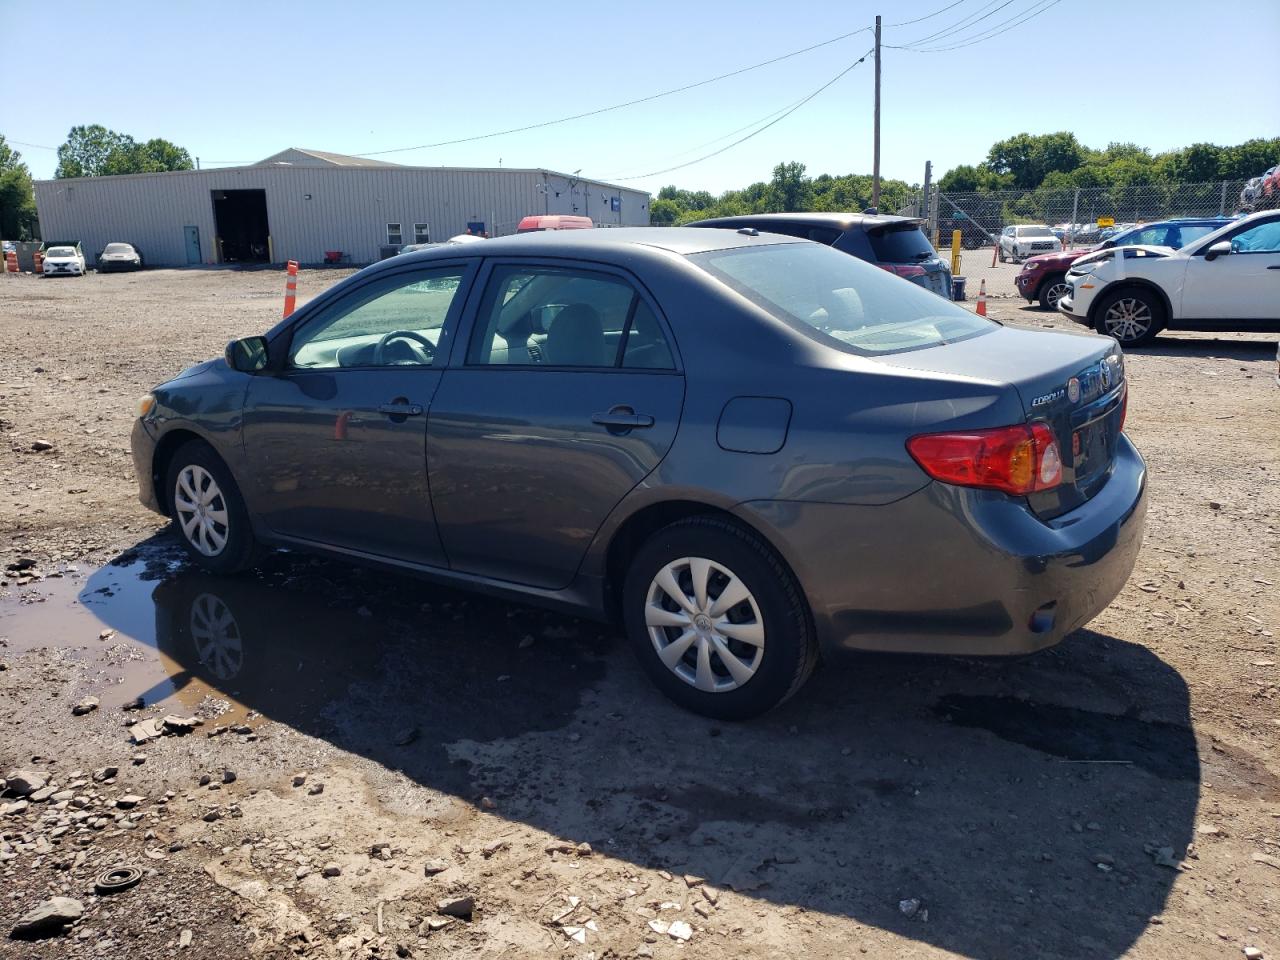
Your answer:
(1094, 287), (1164, 346)
(165, 440), (256, 573)
(1038, 275), (1071, 311)
(622, 516), (818, 720)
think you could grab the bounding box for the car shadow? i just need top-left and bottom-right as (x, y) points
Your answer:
(1123, 335), (1278, 360)
(76, 538), (1214, 960)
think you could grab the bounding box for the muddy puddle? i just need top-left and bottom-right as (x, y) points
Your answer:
(0, 544), (609, 736)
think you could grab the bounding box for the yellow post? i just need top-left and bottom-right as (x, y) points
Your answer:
(951, 229), (962, 276)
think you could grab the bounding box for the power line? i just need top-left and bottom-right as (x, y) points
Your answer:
(885, 0), (969, 27)
(897, 0), (1063, 51)
(887, 0), (1012, 48)
(355, 26), (873, 157)
(602, 49), (873, 182)
(8, 139), (58, 151)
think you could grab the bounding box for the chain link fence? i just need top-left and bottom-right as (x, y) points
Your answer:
(897, 179), (1275, 250)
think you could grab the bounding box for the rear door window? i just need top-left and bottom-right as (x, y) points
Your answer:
(467, 264), (675, 369)
(867, 225), (936, 263)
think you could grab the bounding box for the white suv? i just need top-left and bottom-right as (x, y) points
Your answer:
(1058, 211), (1280, 346)
(998, 224), (1062, 262)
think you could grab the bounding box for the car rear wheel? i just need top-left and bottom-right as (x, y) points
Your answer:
(165, 440), (256, 574)
(1038, 275), (1070, 311)
(997, 245), (1007, 263)
(1093, 287), (1164, 346)
(622, 516), (817, 720)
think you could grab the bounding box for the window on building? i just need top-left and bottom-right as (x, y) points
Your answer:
(387, 223), (403, 245)
(414, 223), (430, 244)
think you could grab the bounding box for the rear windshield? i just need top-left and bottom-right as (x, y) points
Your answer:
(867, 224), (936, 262)
(690, 242), (993, 356)
(104, 243), (133, 254)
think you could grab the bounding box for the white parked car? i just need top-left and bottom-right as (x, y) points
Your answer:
(42, 245), (87, 277)
(998, 224), (1062, 262)
(1058, 210), (1280, 346)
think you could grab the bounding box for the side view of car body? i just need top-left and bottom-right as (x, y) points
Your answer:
(131, 228), (1146, 719)
(42, 242), (87, 277)
(1059, 210), (1280, 345)
(686, 212), (954, 299)
(1015, 219), (1233, 311)
(98, 242), (144, 272)
(998, 224), (1062, 262)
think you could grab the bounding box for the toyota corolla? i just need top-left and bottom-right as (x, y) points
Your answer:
(131, 228), (1146, 719)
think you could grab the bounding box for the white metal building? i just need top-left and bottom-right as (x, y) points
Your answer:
(33, 148), (652, 267)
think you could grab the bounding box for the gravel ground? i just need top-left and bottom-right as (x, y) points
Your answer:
(1, 266), (1278, 960)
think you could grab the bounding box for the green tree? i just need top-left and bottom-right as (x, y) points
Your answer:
(764, 161), (811, 212)
(648, 197), (682, 225)
(56, 125), (193, 178)
(56, 124), (128, 178)
(0, 136), (38, 239)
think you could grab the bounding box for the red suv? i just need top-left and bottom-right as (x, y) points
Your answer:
(1014, 218), (1231, 310)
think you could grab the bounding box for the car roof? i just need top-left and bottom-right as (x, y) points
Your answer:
(684, 212), (924, 233)
(392, 226), (802, 262)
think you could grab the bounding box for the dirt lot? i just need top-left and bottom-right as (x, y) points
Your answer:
(1, 266), (1278, 960)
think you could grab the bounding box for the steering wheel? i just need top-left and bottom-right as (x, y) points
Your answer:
(373, 330), (436, 365)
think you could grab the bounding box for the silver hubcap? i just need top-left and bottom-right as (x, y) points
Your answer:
(1102, 297), (1152, 342)
(1045, 282), (1070, 309)
(190, 592), (244, 681)
(645, 557), (765, 693)
(174, 465), (229, 557)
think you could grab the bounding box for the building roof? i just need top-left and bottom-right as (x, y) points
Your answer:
(254, 148), (402, 168)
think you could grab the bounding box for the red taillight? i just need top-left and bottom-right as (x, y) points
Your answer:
(907, 422), (1063, 496)
(878, 263), (927, 278)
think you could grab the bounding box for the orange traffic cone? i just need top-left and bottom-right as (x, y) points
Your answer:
(976, 279), (988, 317)
(282, 260), (299, 318)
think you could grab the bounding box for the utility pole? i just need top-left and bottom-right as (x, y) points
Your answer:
(871, 15), (882, 209)
(921, 160), (932, 224)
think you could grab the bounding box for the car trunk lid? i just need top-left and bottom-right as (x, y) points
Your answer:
(876, 325), (1125, 519)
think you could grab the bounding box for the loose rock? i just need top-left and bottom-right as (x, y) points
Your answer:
(10, 897), (83, 939)
(72, 696), (100, 716)
(4, 770), (48, 796)
(423, 858), (450, 876)
(322, 864), (341, 878)
(437, 895), (474, 920)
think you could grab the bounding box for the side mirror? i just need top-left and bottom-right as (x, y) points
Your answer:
(1203, 240), (1232, 262)
(1101, 239), (1115, 249)
(225, 336), (269, 373)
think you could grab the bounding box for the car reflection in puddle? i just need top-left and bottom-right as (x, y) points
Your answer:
(0, 544), (609, 749)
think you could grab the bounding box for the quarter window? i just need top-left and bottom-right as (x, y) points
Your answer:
(387, 222), (403, 245)
(467, 265), (674, 369)
(414, 223), (430, 244)
(288, 269), (464, 369)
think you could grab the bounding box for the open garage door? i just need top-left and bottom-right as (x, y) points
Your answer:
(212, 189), (270, 263)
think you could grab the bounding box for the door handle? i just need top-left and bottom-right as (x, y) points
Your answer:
(592, 406), (654, 431)
(1267, 264), (1280, 270)
(377, 402), (423, 416)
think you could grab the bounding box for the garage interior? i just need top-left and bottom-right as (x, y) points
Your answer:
(212, 189), (270, 263)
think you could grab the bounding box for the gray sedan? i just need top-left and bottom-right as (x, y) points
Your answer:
(130, 228), (1146, 719)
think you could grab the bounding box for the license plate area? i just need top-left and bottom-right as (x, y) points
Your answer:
(1072, 406), (1119, 481)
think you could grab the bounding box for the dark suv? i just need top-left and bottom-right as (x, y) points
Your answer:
(686, 212), (953, 299)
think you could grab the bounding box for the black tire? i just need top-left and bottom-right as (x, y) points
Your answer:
(1037, 274), (1071, 311)
(164, 440), (256, 574)
(997, 245), (1007, 263)
(1092, 286), (1164, 347)
(622, 516), (818, 720)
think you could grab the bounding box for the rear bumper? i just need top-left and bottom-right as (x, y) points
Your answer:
(735, 435), (1147, 656)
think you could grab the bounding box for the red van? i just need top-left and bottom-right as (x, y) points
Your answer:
(516, 215), (594, 233)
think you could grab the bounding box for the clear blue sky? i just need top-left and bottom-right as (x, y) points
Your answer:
(5, 0), (1277, 193)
